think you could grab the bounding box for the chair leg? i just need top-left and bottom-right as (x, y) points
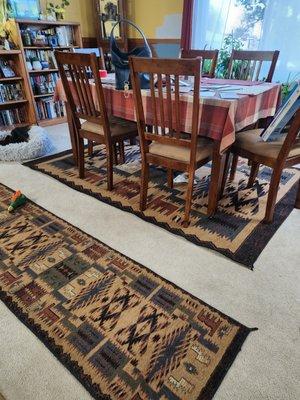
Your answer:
(88, 140), (93, 157)
(264, 168), (282, 223)
(247, 162), (260, 188)
(207, 152), (226, 216)
(229, 154), (239, 181)
(106, 147), (114, 191)
(119, 141), (125, 164)
(295, 179), (300, 209)
(78, 137), (85, 179)
(220, 152), (232, 198)
(167, 169), (173, 189)
(183, 168), (196, 227)
(140, 162), (149, 211)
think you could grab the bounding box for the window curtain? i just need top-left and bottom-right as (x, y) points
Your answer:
(181, 0), (194, 50)
(259, 0), (300, 83)
(191, 0), (232, 50)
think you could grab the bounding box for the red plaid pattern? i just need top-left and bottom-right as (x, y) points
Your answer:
(54, 79), (281, 152)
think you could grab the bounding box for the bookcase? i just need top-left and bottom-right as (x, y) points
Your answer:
(10, 19), (82, 127)
(0, 49), (36, 130)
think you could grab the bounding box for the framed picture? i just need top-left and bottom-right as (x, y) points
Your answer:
(99, 0), (120, 39)
(7, 0), (41, 20)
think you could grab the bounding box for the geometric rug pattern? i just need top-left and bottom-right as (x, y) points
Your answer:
(24, 146), (300, 268)
(0, 183), (253, 400)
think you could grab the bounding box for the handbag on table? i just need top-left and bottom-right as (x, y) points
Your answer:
(110, 19), (152, 90)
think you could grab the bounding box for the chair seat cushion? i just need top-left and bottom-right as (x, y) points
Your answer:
(234, 129), (300, 159)
(80, 116), (137, 138)
(148, 137), (214, 163)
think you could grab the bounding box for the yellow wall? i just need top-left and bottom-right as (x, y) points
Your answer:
(3, 0), (183, 39)
(127, 0), (183, 38)
(39, 0), (96, 38)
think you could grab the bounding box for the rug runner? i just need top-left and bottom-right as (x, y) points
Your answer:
(0, 183), (254, 400)
(24, 145), (300, 268)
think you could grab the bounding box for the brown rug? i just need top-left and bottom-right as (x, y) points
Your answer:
(0, 183), (254, 400)
(24, 146), (300, 268)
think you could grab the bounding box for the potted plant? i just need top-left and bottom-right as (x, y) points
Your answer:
(46, 0), (70, 20)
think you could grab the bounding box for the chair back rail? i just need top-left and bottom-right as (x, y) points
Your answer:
(129, 57), (202, 162)
(181, 49), (219, 78)
(55, 51), (111, 140)
(227, 50), (279, 82)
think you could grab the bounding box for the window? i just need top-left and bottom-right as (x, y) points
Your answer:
(191, 0), (300, 82)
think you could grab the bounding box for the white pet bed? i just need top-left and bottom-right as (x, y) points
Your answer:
(0, 125), (54, 162)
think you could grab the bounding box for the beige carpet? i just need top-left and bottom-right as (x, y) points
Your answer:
(0, 123), (299, 400)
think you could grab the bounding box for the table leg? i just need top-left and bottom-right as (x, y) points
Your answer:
(207, 147), (226, 216)
(65, 102), (78, 166)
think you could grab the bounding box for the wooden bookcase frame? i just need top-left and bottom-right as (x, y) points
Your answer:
(10, 19), (83, 127)
(0, 49), (36, 130)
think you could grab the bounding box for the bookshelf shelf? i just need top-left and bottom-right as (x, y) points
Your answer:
(11, 19), (82, 127)
(0, 99), (28, 107)
(0, 50), (21, 55)
(39, 116), (67, 127)
(34, 93), (55, 98)
(29, 69), (59, 74)
(0, 76), (23, 82)
(23, 46), (79, 50)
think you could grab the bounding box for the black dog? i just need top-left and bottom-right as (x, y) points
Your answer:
(0, 126), (31, 146)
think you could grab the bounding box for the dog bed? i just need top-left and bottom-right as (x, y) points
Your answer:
(0, 126), (53, 162)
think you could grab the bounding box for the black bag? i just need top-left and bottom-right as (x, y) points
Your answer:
(110, 19), (152, 90)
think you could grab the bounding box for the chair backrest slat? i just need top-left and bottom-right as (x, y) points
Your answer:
(129, 57), (202, 158)
(157, 73), (166, 135)
(55, 51), (111, 139)
(149, 73), (159, 134)
(174, 75), (181, 139)
(227, 50), (279, 82)
(181, 49), (219, 78)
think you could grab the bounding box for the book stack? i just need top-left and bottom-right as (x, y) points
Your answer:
(0, 108), (26, 127)
(30, 72), (59, 95)
(25, 49), (58, 69)
(35, 98), (66, 120)
(0, 83), (24, 102)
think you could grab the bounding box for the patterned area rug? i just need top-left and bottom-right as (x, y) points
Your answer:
(24, 146), (300, 269)
(0, 183), (254, 400)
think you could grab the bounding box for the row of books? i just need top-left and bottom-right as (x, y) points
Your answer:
(0, 83), (24, 103)
(36, 98), (66, 120)
(25, 49), (58, 69)
(30, 73), (59, 96)
(0, 108), (26, 127)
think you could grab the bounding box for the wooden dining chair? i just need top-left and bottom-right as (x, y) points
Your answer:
(129, 56), (215, 226)
(227, 50), (280, 82)
(55, 51), (138, 190)
(223, 107), (300, 223)
(181, 49), (219, 78)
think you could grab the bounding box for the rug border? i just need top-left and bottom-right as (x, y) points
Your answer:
(0, 182), (256, 400)
(24, 149), (299, 269)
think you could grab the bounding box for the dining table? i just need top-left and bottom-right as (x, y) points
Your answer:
(53, 74), (281, 214)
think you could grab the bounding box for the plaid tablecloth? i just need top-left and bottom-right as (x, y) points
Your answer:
(54, 78), (281, 152)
